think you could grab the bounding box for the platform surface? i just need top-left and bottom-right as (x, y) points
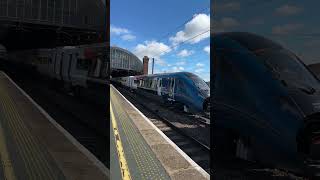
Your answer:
(110, 85), (209, 180)
(0, 71), (109, 180)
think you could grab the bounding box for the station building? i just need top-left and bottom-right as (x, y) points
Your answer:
(110, 46), (145, 77)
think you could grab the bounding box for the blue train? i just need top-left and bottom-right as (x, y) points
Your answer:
(112, 72), (210, 116)
(212, 32), (320, 177)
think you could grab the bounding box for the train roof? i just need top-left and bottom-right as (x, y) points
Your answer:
(54, 42), (107, 49)
(213, 32), (283, 51)
(134, 72), (200, 78)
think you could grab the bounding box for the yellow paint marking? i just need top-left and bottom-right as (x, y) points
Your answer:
(110, 102), (131, 180)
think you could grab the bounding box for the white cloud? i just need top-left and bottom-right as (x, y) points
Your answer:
(195, 68), (204, 73)
(121, 34), (136, 41)
(177, 49), (194, 57)
(172, 66), (185, 72)
(275, 5), (302, 16)
(134, 40), (171, 66)
(111, 25), (136, 41)
(212, 17), (239, 32)
(204, 46), (210, 54)
(169, 13), (210, 46)
(196, 63), (205, 67)
(176, 61), (186, 66)
(216, 2), (241, 12)
(272, 23), (303, 35)
(248, 18), (265, 25)
(221, 17), (238, 27)
(110, 25), (130, 35)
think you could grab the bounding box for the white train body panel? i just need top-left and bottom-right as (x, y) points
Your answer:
(7, 43), (108, 90)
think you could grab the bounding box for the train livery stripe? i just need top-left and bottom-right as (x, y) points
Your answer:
(110, 103), (131, 180)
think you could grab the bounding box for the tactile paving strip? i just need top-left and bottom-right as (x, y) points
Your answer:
(0, 73), (66, 180)
(111, 88), (170, 180)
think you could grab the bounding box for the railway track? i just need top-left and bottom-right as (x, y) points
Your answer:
(115, 85), (211, 174)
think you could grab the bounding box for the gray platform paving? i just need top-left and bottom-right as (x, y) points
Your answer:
(110, 85), (209, 180)
(0, 71), (108, 180)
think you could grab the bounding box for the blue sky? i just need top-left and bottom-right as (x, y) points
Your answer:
(111, 0), (210, 81)
(213, 0), (320, 65)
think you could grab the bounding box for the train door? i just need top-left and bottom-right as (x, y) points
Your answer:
(132, 77), (138, 89)
(54, 51), (64, 80)
(62, 51), (72, 83)
(168, 77), (175, 101)
(67, 53), (73, 82)
(68, 51), (77, 84)
(48, 50), (55, 78)
(72, 49), (90, 88)
(86, 49), (108, 104)
(157, 78), (162, 96)
(53, 50), (58, 79)
(175, 78), (187, 102)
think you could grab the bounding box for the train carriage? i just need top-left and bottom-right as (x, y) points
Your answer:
(112, 72), (210, 116)
(6, 43), (109, 105)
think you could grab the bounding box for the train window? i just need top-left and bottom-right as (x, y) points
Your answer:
(148, 78), (152, 88)
(93, 58), (102, 78)
(143, 79), (147, 87)
(185, 73), (209, 97)
(257, 49), (319, 89)
(152, 79), (157, 89)
(162, 78), (170, 90)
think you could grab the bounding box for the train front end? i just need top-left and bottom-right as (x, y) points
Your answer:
(183, 72), (210, 116)
(213, 32), (320, 176)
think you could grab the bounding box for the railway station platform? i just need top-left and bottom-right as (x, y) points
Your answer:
(110, 85), (209, 180)
(0, 71), (109, 180)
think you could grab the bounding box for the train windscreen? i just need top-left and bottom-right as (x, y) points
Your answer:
(256, 48), (320, 91)
(225, 32), (320, 92)
(185, 73), (210, 97)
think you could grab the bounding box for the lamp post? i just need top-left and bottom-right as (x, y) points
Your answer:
(152, 58), (154, 74)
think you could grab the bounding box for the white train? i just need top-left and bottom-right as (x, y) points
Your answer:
(113, 76), (138, 90)
(6, 43), (109, 104)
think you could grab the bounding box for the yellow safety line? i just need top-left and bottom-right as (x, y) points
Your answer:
(110, 101), (131, 180)
(0, 122), (17, 180)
